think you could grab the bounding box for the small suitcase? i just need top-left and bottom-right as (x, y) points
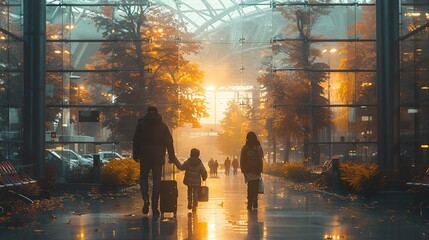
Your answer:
(160, 180), (178, 216)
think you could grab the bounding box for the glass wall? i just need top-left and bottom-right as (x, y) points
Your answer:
(400, 0), (429, 175)
(41, 1), (378, 180)
(0, 0), (394, 181)
(254, 1), (376, 164)
(0, 0), (24, 166)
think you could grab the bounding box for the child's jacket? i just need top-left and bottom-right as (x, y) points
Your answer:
(175, 157), (208, 187)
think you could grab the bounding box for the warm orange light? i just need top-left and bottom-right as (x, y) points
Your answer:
(421, 144), (429, 149)
(405, 12), (421, 17)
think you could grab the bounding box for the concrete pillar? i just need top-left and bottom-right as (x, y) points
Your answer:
(23, 0), (46, 178)
(376, 0), (400, 175)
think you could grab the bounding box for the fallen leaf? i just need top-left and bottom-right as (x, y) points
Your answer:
(73, 212), (86, 216)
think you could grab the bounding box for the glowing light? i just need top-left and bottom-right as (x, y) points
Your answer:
(208, 223), (215, 231)
(421, 86), (429, 90)
(421, 144), (429, 149)
(208, 223), (216, 239)
(205, 85), (215, 91)
(54, 50), (62, 54)
(405, 12), (421, 17)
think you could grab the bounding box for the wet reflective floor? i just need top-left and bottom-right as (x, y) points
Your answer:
(1, 171), (429, 240)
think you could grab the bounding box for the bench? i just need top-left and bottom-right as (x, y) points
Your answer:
(406, 167), (429, 187)
(0, 161), (37, 214)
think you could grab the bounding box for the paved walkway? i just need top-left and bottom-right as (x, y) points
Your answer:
(1, 169), (429, 239)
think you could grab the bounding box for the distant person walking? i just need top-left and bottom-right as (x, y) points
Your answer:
(208, 158), (215, 177)
(214, 160), (219, 177)
(224, 157), (231, 175)
(232, 157), (239, 175)
(172, 148), (208, 212)
(240, 131), (263, 210)
(133, 106), (176, 217)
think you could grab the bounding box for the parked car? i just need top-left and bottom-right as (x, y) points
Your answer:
(47, 148), (93, 167)
(81, 154), (94, 160)
(95, 151), (124, 163)
(45, 149), (78, 170)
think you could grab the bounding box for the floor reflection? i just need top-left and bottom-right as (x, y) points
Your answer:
(246, 211), (263, 240)
(140, 216), (177, 240)
(186, 212), (208, 239)
(2, 172), (429, 240)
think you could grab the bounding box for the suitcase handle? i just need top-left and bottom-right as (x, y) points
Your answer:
(162, 162), (176, 181)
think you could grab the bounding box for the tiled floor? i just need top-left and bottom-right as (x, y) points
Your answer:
(1, 170), (429, 239)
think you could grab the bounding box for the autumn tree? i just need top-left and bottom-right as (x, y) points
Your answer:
(86, 1), (207, 150)
(336, 6), (377, 160)
(45, 23), (76, 132)
(216, 100), (249, 158)
(0, 13), (23, 133)
(258, 4), (331, 164)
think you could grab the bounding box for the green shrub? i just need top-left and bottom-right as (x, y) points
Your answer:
(101, 158), (140, 187)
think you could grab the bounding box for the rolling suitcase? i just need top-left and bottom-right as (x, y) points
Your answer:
(160, 165), (178, 217)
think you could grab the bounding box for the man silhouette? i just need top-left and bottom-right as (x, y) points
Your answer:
(133, 106), (176, 217)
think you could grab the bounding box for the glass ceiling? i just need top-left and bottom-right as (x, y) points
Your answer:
(46, 0), (374, 38)
(41, 0), (375, 87)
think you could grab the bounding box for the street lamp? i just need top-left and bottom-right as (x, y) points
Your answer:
(322, 48), (337, 161)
